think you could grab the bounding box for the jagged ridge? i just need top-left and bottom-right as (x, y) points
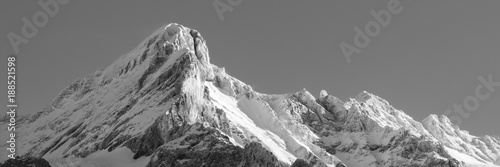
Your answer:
(1, 23), (499, 167)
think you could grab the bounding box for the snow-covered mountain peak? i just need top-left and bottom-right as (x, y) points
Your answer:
(354, 91), (391, 107)
(110, 22), (212, 76)
(422, 114), (459, 130)
(422, 114), (439, 122)
(319, 90), (328, 99)
(422, 113), (500, 166)
(354, 90), (374, 102)
(422, 114), (448, 126)
(2, 23), (500, 167)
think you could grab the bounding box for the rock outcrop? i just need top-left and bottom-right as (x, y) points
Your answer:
(1, 23), (498, 167)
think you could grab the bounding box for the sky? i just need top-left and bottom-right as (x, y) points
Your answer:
(1, 0), (499, 136)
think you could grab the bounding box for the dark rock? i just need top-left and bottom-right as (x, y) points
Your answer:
(0, 156), (51, 167)
(146, 124), (288, 167)
(291, 159), (311, 167)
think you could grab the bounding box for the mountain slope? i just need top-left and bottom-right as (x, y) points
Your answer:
(1, 23), (499, 167)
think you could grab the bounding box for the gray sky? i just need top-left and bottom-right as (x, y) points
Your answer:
(1, 0), (499, 136)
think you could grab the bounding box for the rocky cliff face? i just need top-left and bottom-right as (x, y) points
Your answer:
(0, 157), (51, 167)
(1, 23), (499, 167)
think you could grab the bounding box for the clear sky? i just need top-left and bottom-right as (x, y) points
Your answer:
(1, 0), (499, 136)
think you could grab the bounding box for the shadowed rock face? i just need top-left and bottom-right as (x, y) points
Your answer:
(2, 23), (498, 167)
(0, 157), (52, 167)
(145, 124), (288, 167)
(292, 159), (311, 167)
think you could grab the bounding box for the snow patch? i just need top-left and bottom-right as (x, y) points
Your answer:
(445, 147), (500, 167)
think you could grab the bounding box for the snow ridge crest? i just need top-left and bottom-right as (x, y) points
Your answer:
(2, 23), (500, 167)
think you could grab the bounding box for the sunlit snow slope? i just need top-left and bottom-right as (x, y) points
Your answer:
(1, 23), (499, 167)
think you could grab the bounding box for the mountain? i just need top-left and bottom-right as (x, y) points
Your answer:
(1, 23), (499, 167)
(493, 136), (500, 141)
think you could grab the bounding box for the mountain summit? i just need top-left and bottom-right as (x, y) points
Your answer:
(1, 23), (499, 167)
